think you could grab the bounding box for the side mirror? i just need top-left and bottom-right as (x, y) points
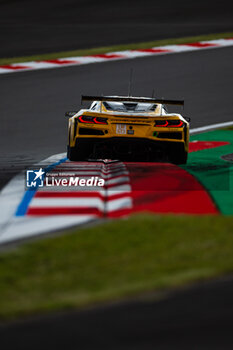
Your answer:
(184, 117), (191, 122)
(65, 111), (78, 117)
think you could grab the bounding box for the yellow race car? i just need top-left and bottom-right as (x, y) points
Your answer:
(66, 96), (190, 164)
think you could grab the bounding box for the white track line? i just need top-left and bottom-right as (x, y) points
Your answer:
(0, 216), (97, 245)
(190, 121), (233, 134)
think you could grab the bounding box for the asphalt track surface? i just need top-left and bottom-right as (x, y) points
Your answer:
(1, 46), (233, 189)
(1, 0), (233, 58)
(1, 277), (233, 349)
(0, 45), (233, 348)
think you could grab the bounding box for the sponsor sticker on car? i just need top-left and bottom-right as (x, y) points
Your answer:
(116, 124), (127, 134)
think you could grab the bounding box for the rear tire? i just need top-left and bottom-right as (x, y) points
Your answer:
(67, 146), (76, 161)
(67, 145), (90, 161)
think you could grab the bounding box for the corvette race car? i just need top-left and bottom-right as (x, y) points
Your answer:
(66, 95), (190, 164)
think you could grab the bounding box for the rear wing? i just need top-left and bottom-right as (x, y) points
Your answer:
(81, 95), (184, 106)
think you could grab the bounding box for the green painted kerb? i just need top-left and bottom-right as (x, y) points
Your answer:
(182, 130), (233, 215)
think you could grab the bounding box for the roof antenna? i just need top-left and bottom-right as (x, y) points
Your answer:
(100, 93), (103, 112)
(128, 68), (133, 97)
(151, 89), (155, 98)
(160, 96), (164, 116)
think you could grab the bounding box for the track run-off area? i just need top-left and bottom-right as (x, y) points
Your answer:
(0, 38), (233, 244)
(0, 124), (233, 244)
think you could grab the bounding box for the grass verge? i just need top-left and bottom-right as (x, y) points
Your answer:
(0, 32), (233, 66)
(0, 214), (233, 321)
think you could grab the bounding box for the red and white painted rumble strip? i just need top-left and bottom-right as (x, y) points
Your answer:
(0, 38), (233, 74)
(0, 121), (232, 244)
(26, 161), (133, 217)
(0, 158), (133, 244)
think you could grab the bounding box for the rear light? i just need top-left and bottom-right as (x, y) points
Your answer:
(155, 120), (169, 127)
(78, 115), (94, 123)
(154, 120), (183, 128)
(169, 120), (184, 127)
(93, 117), (108, 125)
(78, 115), (108, 124)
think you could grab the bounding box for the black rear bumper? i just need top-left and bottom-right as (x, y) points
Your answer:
(72, 137), (185, 161)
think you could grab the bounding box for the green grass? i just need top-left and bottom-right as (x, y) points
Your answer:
(1, 31), (233, 65)
(1, 214), (233, 321)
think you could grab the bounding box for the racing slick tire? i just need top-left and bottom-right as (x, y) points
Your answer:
(67, 146), (78, 161)
(67, 145), (89, 161)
